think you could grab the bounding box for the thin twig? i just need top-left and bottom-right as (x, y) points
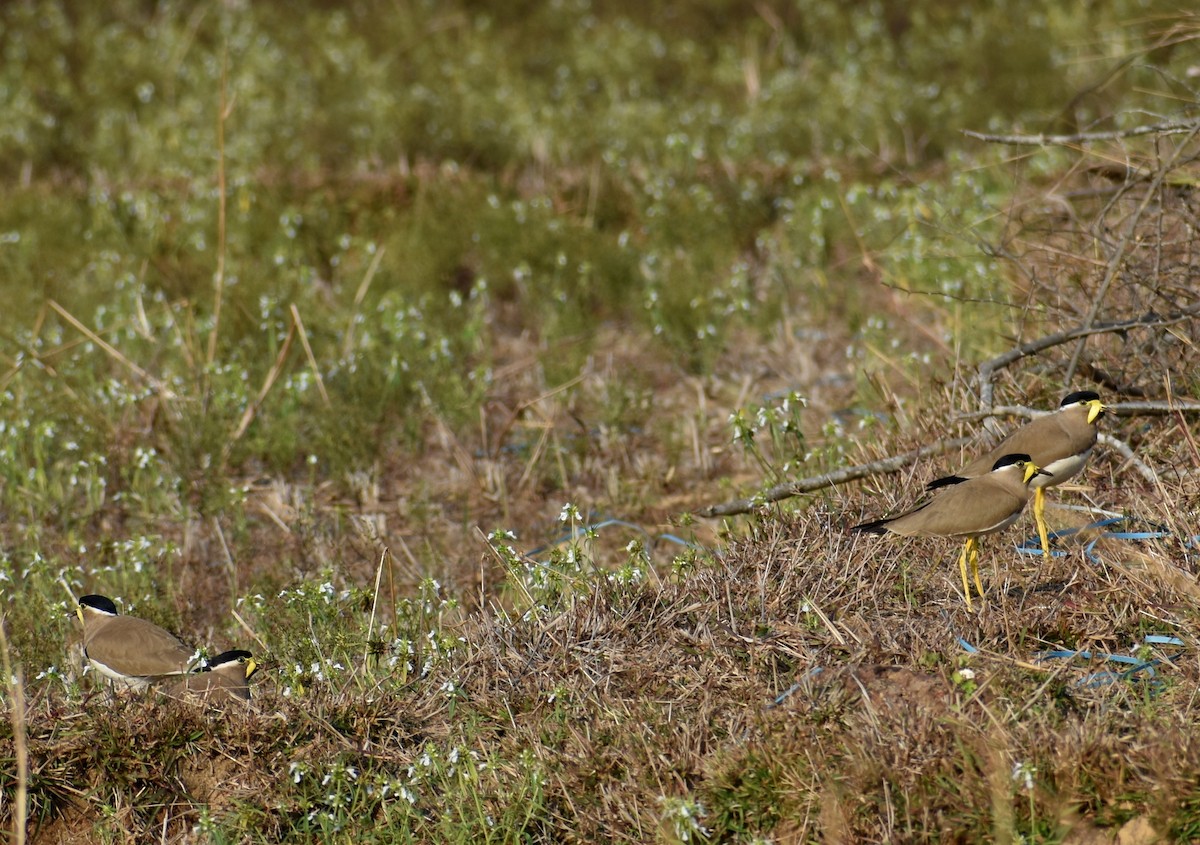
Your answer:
(698, 437), (972, 517)
(0, 615), (28, 845)
(1105, 401), (1200, 416)
(974, 305), (1200, 408)
(1097, 432), (1160, 487)
(206, 47), (234, 371)
(962, 120), (1200, 146)
(1064, 123), (1200, 384)
(954, 401), (1200, 420)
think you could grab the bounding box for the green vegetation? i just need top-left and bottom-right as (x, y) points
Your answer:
(2, 0), (1200, 841)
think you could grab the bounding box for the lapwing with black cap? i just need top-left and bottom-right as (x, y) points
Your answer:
(926, 391), (1108, 557)
(75, 595), (200, 691)
(167, 649), (259, 704)
(853, 454), (1051, 611)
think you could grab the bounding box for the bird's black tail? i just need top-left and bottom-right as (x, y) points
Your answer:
(925, 475), (967, 491)
(850, 518), (890, 535)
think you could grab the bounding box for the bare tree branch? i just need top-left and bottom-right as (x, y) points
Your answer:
(954, 401), (1200, 421)
(1064, 123), (1200, 384)
(962, 120), (1200, 146)
(698, 396), (1200, 519)
(1098, 432), (1160, 487)
(697, 437), (972, 518)
(975, 304), (1200, 408)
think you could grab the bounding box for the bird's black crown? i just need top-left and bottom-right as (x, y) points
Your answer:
(1060, 390), (1101, 407)
(991, 453), (1033, 471)
(79, 595), (118, 615)
(208, 649), (254, 668)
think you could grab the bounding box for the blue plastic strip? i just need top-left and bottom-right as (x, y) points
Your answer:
(1014, 515), (1174, 563)
(1032, 634), (1186, 688)
(656, 533), (696, 548)
(1143, 635), (1185, 647)
(525, 514), (703, 558)
(770, 667), (824, 708)
(959, 618), (1186, 690)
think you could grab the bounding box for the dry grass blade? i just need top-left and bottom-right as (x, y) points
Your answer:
(365, 546), (390, 666)
(341, 245), (386, 359)
(0, 617), (27, 845)
(289, 303), (330, 407)
(206, 47), (232, 371)
(47, 299), (176, 401)
(226, 318), (297, 449)
(228, 607), (267, 653)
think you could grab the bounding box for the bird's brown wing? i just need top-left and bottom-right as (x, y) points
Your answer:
(85, 617), (197, 678)
(876, 473), (1029, 538)
(955, 409), (1095, 478)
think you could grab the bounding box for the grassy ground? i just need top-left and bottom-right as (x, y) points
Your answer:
(2, 1), (1200, 842)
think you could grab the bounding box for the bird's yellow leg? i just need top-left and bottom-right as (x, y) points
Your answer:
(969, 538), (984, 604)
(1034, 487), (1051, 558)
(958, 541), (974, 612)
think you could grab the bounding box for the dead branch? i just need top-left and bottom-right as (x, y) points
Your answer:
(698, 400), (1198, 518)
(962, 120), (1200, 146)
(953, 404), (1166, 485)
(975, 305), (1200, 408)
(1098, 432), (1160, 488)
(955, 401), (1200, 420)
(1064, 122), (1200, 384)
(697, 437), (972, 518)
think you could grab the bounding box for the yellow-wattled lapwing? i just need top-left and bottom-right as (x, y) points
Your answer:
(167, 649), (258, 704)
(853, 454), (1051, 610)
(927, 391), (1108, 557)
(75, 595), (199, 691)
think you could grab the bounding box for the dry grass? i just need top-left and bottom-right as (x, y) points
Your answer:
(8, 471), (1200, 842)
(4, 346), (1199, 837)
(6, 66), (1200, 845)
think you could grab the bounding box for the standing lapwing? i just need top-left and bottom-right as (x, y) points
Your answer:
(75, 595), (199, 691)
(927, 391), (1108, 557)
(853, 454), (1051, 610)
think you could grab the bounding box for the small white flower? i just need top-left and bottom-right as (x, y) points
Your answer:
(1011, 761), (1035, 792)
